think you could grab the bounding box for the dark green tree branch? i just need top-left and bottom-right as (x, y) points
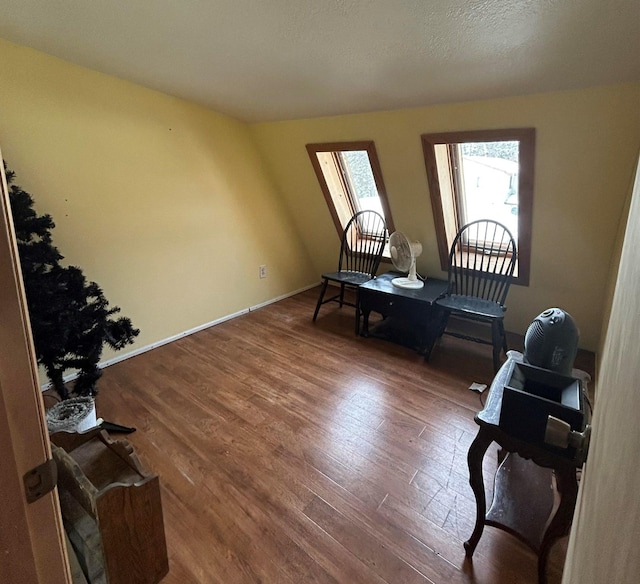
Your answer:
(5, 164), (139, 399)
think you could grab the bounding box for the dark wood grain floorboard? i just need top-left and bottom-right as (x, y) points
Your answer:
(94, 286), (593, 584)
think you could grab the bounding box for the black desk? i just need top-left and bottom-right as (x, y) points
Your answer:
(465, 353), (589, 584)
(358, 272), (448, 357)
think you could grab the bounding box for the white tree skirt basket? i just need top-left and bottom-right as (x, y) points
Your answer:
(46, 396), (97, 433)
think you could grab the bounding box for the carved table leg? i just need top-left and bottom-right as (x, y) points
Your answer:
(537, 465), (578, 584)
(464, 429), (494, 557)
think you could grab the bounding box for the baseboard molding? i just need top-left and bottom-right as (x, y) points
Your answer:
(248, 283), (318, 312)
(41, 282), (320, 390)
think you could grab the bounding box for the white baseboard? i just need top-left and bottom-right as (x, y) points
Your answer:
(248, 283), (318, 311)
(41, 282), (320, 390)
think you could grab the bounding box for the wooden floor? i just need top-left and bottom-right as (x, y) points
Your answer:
(95, 287), (593, 584)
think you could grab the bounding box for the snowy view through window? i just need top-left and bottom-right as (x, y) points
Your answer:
(341, 150), (384, 216)
(458, 141), (519, 240)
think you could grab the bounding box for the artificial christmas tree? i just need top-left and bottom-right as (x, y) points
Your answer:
(6, 164), (139, 399)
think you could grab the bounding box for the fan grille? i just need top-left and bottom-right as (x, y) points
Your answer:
(389, 232), (413, 272)
(524, 319), (545, 362)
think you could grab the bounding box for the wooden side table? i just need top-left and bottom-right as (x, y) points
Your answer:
(358, 272), (448, 357)
(464, 354), (588, 584)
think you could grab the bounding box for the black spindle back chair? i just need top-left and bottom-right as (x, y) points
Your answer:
(313, 210), (387, 334)
(435, 220), (517, 372)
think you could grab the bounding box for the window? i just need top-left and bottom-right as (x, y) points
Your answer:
(421, 128), (535, 285)
(306, 141), (395, 244)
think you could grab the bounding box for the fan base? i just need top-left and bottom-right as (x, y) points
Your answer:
(391, 277), (424, 290)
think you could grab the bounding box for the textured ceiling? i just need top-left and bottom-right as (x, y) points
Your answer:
(1, 0), (639, 122)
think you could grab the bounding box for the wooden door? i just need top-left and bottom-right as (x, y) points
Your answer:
(0, 149), (71, 583)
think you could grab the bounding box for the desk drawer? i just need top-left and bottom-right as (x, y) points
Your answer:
(362, 291), (429, 323)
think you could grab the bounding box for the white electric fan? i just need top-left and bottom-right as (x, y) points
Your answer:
(389, 231), (424, 289)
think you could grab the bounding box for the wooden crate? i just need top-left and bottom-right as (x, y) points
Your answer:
(52, 428), (169, 584)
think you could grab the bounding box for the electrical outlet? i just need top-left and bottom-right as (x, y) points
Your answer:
(259, 265), (267, 279)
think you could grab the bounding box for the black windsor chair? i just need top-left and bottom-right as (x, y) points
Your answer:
(435, 219), (517, 372)
(313, 210), (387, 334)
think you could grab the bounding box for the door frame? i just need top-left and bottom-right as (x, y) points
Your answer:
(0, 148), (71, 583)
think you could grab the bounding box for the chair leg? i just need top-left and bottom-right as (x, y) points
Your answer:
(499, 319), (508, 355)
(424, 306), (448, 362)
(437, 308), (450, 338)
(339, 283), (345, 307)
(313, 279), (329, 321)
(355, 287), (362, 336)
(491, 319), (503, 373)
(429, 306), (447, 358)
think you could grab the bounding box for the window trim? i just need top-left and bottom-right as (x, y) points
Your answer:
(306, 141), (396, 239)
(421, 128), (535, 286)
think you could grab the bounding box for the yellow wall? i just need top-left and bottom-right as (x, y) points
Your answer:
(251, 84), (640, 351)
(597, 157), (638, 360)
(0, 39), (316, 369)
(563, 155), (640, 584)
